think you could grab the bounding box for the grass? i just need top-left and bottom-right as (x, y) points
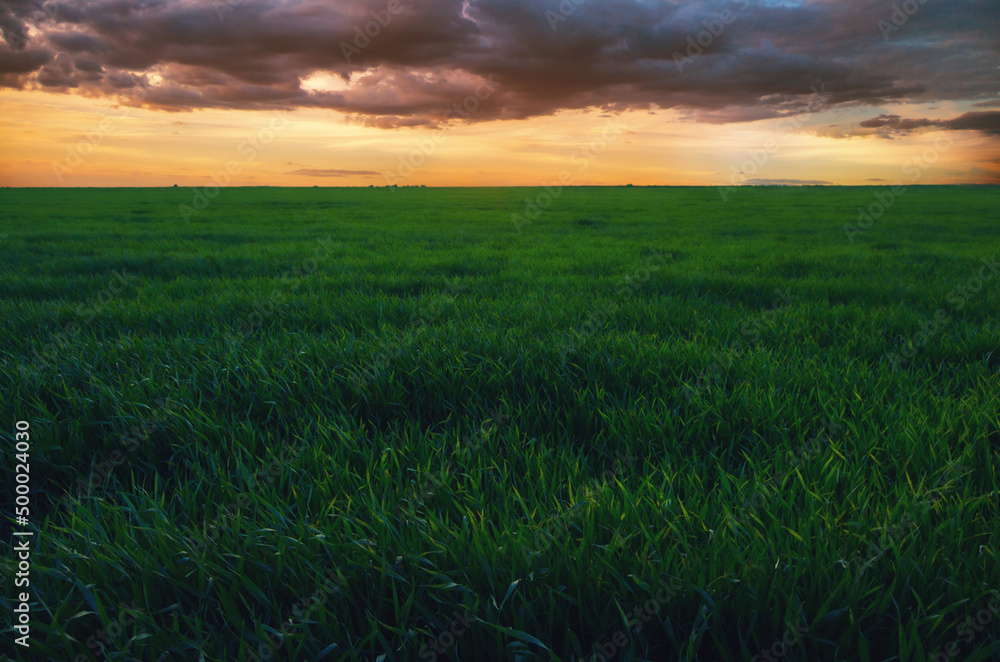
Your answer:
(1, 185), (998, 661)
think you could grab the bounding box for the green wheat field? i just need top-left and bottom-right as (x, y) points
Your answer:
(1, 185), (999, 661)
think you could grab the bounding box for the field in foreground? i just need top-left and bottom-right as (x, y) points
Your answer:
(1, 186), (999, 661)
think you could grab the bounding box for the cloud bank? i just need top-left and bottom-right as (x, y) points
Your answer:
(1, 0), (997, 130)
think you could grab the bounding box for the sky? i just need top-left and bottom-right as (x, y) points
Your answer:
(0, 0), (997, 187)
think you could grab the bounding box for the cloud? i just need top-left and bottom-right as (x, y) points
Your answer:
(824, 110), (1000, 139)
(945, 111), (1000, 135)
(858, 114), (940, 131)
(0, 47), (51, 88)
(289, 168), (381, 177)
(0, 0), (996, 129)
(0, 0), (35, 51)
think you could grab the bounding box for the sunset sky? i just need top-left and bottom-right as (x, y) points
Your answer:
(0, 0), (997, 187)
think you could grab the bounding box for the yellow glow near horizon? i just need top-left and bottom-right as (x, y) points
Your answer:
(0, 89), (995, 188)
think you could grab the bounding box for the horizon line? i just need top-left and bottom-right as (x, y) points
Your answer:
(2, 184), (997, 190)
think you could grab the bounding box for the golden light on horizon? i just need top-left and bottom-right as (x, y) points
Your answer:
(2, 89), (995, 189)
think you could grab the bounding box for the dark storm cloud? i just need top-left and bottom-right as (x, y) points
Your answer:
(1, 0), (998, 127)
(0, 47), (50, 87)
(859, 115), (932, 130)
(946, 111), (1000, 135)
(826, 110), (1000, 138)
(0, 0), (39, 51)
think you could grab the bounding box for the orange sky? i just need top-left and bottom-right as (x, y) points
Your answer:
(1, 1), (997, 187)
(1, 88), (995, 188)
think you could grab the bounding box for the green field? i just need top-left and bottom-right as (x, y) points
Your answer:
(1, 186), (999, 661)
